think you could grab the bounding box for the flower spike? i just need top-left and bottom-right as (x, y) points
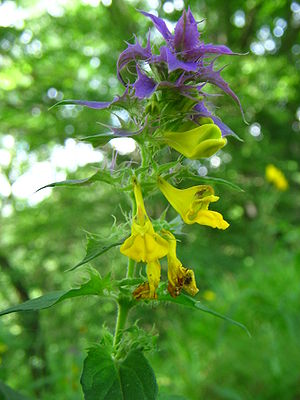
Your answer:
(158, 177), (229, 230)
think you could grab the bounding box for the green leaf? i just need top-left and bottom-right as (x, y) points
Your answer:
(71, 232), (124, 271)
(158, 395), (187, 400)
(36, 169), (116, 192)
(81, 133), (115, 147)
(182, 173), (244, 192)
(157, 292), (250, 337)
(0, 380), (31, 399)
(0, 270), (110, 317)
(81, 345), (158, 400)
(157, 161), (181, 174)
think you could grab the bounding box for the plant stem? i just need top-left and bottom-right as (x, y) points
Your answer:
(140, 143), (148, 169)
(113, 259), (136, 348)
(126, 257), (135, 279)
(113, 300), (130, 348)
(113, 171), (137, 348)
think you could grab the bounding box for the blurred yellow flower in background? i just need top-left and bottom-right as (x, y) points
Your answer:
(265, 164), (288, 191)
(203, 290), (216, 302)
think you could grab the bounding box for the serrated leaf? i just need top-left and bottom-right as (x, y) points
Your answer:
(0, 270), (110, 317)
(0, 381), (31, 400)
(37, 169), (116, 192)
(71, 233), (124, 271)
(157, 292), (250, 336)
(81, 345), (158, 400)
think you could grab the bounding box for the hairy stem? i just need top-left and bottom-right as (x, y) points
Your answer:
(113, 258), (136, 348)
(113, 300), (130, 348)
(126, 257), (136, 279)
(140, 143), (148, 169)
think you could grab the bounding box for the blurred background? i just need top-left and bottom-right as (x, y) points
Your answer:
(0, 0), (300, 399)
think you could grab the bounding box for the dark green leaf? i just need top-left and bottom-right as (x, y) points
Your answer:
(157, 292), (250, 337)
(81, 345), (158, 400)
(71, 232), (124, 271)
(0, 270), (110, 317)
(37, 169), (116, 192)
(0, 380), (31, 399)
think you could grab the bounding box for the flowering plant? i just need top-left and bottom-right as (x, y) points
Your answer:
(0, 8), (249, 399)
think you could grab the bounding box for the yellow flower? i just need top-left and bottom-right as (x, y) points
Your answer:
(120, 177), (169, 262)
(158, 177), (229, 229)
(163, 230), (199, 298)
(161, 122), (226, 159)
(265, 164), (288, 191)
(133, 260), (161, 300)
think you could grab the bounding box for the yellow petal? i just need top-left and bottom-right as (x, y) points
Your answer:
(120, 231), (169, 262)
(146, 260), (161, 299)
(132, 260), (161, 300)
(182, 268), (199, 296)
(163, 123), (226, 159)
(187, 210), (229, 229)
(163, 230), (199, 297)
(132, 176), (148, 224)
(120, 179), (169, 262)
(158, 177), (229, 230)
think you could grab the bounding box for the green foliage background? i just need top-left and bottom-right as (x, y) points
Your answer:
(1, 0), (300, 399)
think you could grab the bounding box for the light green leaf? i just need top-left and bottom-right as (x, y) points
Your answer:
(81, 133), (115, 147)
(0, 270), (110, 317)
(157, 161), (181, 174)
(182, 173), (244, 192)
(157, 292), (250, 337)
(158, 395), (187, 400)
(71, 232), (124, 271)
(0, 381), (31, 400)
(37, 169), (116, 192)
(81, 345), (158, 400)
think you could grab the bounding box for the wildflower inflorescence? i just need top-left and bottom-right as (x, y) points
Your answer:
(63, 8), (243, 299)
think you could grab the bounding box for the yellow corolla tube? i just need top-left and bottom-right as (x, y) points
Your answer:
(132, 260), (161, 300)
(146, 260), (161, 299)
(158, 177), (229, 230)
(162, 123), (227, 159)
(120, 177), (169, 262)
(265, 164), (288, 191)
(163, 230), (199, 298)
